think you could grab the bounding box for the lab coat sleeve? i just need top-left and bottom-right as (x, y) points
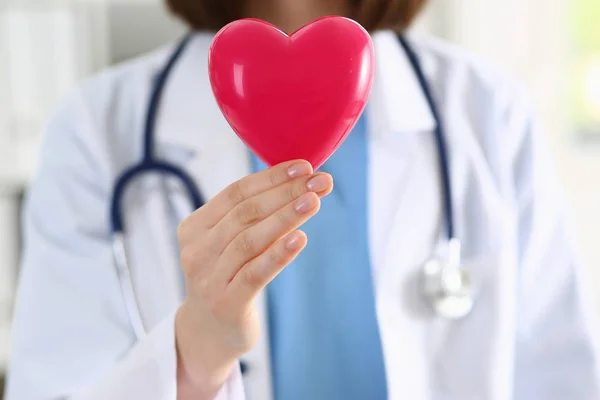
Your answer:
(508, 90), (600, 399)
(4, 90), (245, 400)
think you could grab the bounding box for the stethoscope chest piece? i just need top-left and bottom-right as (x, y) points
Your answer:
(422, 239), (474, 320)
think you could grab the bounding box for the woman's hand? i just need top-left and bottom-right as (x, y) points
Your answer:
(175, 160), (333, 399)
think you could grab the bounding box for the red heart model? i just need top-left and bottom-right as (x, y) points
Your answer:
(208, 16), (375, 169)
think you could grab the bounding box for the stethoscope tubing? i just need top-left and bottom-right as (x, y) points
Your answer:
(397, 35), (455, 240)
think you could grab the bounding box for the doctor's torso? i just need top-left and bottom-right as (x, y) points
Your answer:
(9, 29), (598, 400)
(96, 30), (519, 398)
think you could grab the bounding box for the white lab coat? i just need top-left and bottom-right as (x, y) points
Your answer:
(5, 29), (600, 400)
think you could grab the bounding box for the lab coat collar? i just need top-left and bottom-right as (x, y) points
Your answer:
(368, 30), (436, 136)
(155, 29), (436, 157)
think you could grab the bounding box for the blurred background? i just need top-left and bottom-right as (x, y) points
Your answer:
(0, 0), (598, 393)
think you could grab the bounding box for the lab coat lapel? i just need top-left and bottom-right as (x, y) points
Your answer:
(368, 31), (518, 399)
(367, 31), (436, 283)
(367, 31), (441, 399)
(427, 120), (518, 400)
(154, 33), (273, 400)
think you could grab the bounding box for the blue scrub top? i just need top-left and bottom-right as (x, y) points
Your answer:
(250, 113), (387, 400)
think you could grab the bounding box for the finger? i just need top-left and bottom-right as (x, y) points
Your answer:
(186, 160), (313, 233)
(227, 230), (307, 309)
(208, 172), (332, 255)
(214, 192), (320, 286)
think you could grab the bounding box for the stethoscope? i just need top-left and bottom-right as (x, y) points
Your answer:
(110, 32), (474, 343)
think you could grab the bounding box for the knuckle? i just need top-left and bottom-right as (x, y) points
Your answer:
(180, 244), (210, 276)
(179, 247), (197, 274)
(267, 247), (284, 265)
(176, 219), (191, 242)
(205, 227), (224, 253)
(268, 170), (281, 188)
(243, 266), (263, 288)
(227, 180), (246, 204)
(289, 180), (306, 199)
(275, 207), (293, 226)
(180, 247), (193, 266)
(234, 233), (257, 256)
(236, 200), (262, 225)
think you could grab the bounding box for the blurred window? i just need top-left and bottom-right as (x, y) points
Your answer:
(570, 0), (600, 140)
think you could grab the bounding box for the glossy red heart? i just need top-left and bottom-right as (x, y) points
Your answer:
(208, 16), (375, 169)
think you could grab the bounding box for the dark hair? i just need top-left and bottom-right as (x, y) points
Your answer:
(166, 0), (427, 33)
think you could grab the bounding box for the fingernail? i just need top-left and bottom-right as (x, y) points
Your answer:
(295, 193), (318, 214)
(285, 232), (304, 251)
(306, 174), (331, 192)
(288, 162), (312, 178)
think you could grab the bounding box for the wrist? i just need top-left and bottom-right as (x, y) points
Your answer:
(175, 303), (238, 398)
